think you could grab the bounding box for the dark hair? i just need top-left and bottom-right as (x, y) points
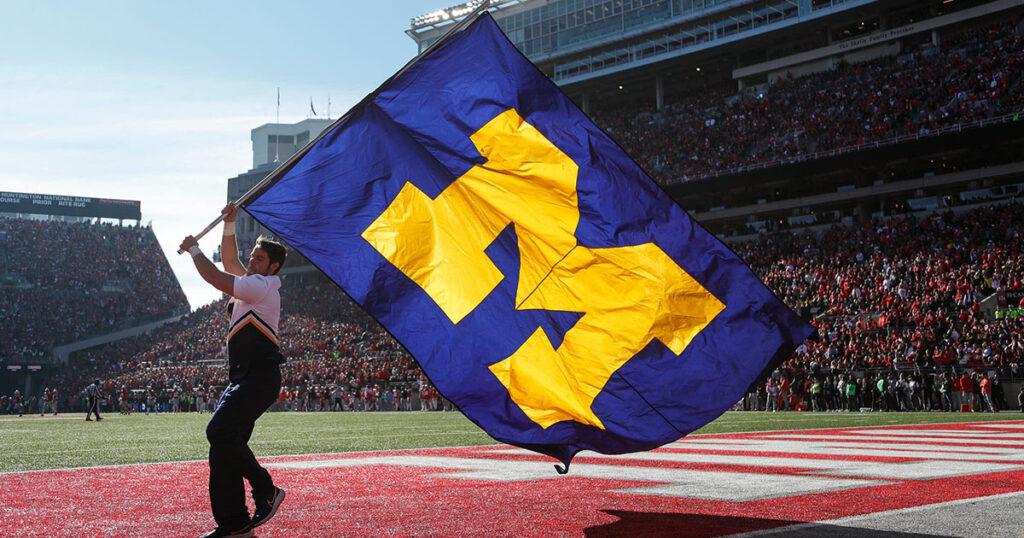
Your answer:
(255, 236), (287, 275)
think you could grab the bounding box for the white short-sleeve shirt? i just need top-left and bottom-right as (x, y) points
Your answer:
(227, 274), (281, 346)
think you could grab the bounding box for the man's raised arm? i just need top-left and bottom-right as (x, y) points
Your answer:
(220, 203), (246, 277)
(179, 235), (235, 297)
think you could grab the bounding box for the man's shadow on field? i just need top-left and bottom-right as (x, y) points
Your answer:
(584, 510), (955, 537)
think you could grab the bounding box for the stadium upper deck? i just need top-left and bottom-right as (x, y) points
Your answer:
(0, 218), (189, 366)
(410, 0), (1021, 111)
(409, 0), (1024, 237)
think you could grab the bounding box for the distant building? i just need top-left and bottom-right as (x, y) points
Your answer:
(250, 118), (333, 169)
(226, 163), (275, 251)
(226, 119), (333, 272)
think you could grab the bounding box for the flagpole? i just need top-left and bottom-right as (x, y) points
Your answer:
(178, 1), (492, 254)
(274, 87), (280, 163)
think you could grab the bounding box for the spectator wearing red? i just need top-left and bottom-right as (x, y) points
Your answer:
(959, 372), (974, 411)
(979, 375), (995, 413)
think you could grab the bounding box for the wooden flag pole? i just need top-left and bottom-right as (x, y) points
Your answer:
(179, 0), (492, 254)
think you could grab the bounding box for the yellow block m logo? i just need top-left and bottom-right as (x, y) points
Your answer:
(363, 109), (724, 429)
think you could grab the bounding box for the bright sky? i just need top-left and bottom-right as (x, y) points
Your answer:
(0, 0), (450, 310)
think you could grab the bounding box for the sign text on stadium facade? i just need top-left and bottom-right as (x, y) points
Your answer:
(0, 191), (141, 221)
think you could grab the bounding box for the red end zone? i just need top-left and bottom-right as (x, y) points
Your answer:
(3, 421), (1024, 537)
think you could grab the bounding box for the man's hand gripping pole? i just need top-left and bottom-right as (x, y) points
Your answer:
(176, 212), (229, 255)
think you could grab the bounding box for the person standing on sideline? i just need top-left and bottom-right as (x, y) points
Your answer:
(196, 385), (206, 414)
(85, 380), (102, 421)
(992, 375), (1006, 411)
(180, 203), (287, 538)
(170, 386), (181, 414)
(779, 376), (791, 411)
(40, 388), (51, 416)
(12, 390), (25, 417)
(958, 372), (973, 412)
(939, 374), (952, 412)
(765, 379), (779, 412)
(146, 386), (157, 415)
(979, 374), (995, 413)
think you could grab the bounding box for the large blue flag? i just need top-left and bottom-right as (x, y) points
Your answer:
(244, 13), (814, 470)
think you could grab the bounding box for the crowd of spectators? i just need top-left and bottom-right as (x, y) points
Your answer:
(0, 218), (188, 363)
(742, 201), (1024, 411)
(595, 22), (1024, 183)
(12, 282), (444, 415)
(751, 367), (1017, 413)
(7, 199), (1021, 416)
(4, 21), (1024, 415)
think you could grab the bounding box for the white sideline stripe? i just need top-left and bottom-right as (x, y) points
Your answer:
(976, 423), (1024, 429)
(666, 439), (1024, 462)
(263, 455), (891, 502)
(482, 447), (1024, 480)
(847, 428), (1024, 436)
(721, 490), (1024, 537)
(491, 443), (1017, 459)
(758, 434), (1024, 446)
(785, 442), (1018, 456)
(486, 447), (845, 469)
(819, 460), (1024, 479)
(659, 437), (1015, 453)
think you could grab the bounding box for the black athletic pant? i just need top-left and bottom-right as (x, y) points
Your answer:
(86, 396), (101, 420)
(206, 361), (281, 529)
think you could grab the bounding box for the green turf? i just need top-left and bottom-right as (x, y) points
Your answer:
(0, 410), (1018, 473)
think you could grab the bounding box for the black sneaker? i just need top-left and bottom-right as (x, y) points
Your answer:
(198, 522), (253, 537)
(251, 486), (286, 528)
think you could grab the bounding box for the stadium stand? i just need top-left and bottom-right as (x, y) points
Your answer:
(18, 282), (431, 414)
(595, 21), (1024, 184)
(0, 218), (188, 365)
(745, 201), (1024, 411)
(8, 199), (1020, 416)
(5, 0), (1024, 416)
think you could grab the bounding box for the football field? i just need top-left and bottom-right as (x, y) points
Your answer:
(2, 411), (1023, 536)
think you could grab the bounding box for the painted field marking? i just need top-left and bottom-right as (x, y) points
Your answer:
(845, 429), (1024, 438)
(674, 438), (1024, 461)
(265, 455), (890, 502)
(5, 421), (1024, 538)
(761, 433), (1024, 445)
(264, 422), (1024, 503)
(976, 423), (1024, 429)
(483, 446), (1024, 479)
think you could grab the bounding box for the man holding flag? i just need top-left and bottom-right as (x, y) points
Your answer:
(180, 204), (287, 537)
(185, 8), (812, 476)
